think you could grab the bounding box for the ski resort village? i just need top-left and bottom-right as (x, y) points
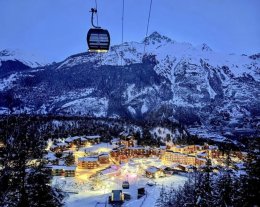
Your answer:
(42, 133), (247, 207)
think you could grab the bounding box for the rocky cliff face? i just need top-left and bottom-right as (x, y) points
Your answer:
(0, 32), (259, 138)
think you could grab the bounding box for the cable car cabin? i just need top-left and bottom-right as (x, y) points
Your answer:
(122, 181), (129, 189)
(87, 28), (110, 52)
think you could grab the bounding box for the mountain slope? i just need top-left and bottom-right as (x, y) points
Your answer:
(0, 32), (259, 138)
(0, 49), (47, 68)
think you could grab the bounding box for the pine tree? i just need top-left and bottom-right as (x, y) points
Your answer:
(55, 152), (63, 159)
(64, 153), (75, 166)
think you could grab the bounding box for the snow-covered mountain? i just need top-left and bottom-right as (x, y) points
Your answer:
(0, 49), (48, 96)
(0, 32), (259, 138)
(0, 49), (47, 68)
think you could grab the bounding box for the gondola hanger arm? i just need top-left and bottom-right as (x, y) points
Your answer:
(90, 8), (101, 28)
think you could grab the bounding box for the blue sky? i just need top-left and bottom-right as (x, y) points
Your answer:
(0, 0), (259, 62)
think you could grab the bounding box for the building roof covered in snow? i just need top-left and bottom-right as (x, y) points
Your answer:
(86, 135), (101, 139)
(208, 145), (218, 150)
(99, 153), (109, 157)
(100, 167), (119, 175)
(78, 156), (98, 162)
(65, 136), (82, 143)
(146, 166), (160, 173)
(56, 142), (68, 147)
(50, 165), (76, 171)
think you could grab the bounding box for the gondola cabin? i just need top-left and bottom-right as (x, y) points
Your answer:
(87, 28), (110, 52)
(122, 181), (130, 189)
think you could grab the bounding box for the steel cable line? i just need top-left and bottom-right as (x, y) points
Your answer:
(121, 0), (125, 45)
(143, 0), (153, 55)
(120, 0), (125, 66)
(95, 0), (99, 26)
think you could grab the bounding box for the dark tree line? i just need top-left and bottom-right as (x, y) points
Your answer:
(0, 115), (241, 151)
(0, 118), (64, 207)
(0, 115), (189, 145)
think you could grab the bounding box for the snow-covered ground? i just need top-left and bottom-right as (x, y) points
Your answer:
(53, 174), (187, 207)
(150, 127), (184, 145)
(0, 73), (19, 91)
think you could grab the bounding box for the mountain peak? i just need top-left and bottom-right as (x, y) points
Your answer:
(0, 49), (15, 57)
(143, 31), (172, 44)
(196, 43), (213, 52)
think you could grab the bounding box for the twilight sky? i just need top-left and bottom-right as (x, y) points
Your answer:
(0, 0), (259, 62)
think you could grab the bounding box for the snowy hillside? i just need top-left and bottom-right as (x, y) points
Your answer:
(0, 49), (47, 68)
(0, 32), (259, 138)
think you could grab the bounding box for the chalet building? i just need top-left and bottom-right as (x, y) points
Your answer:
(171, 145), (186, 153)
(160, 166), (174, 176)
(197, 151), (208, 159)
(50, 143), (68, 152)
(111, 138), (120, 148)
(195, 157), (207, 166)
(78, 157), (99, 169)
(78, 137), (88, 146)
(174, 164), (186, 172)
(163, 150), (206, 166)
(196, 149), (220, 160)
(51, 166), (64, 176)
(161, 150), (172, 162)
(186, 155), (196, 165)
(172, 144), (204, 154)
(128, 146), (151, 157)
(44, 153), (59, 165)
(47, 157), (59, 165)
(195, 145), (205, 151)
(159, 146), (167, 157)
(64, 135), (100, 148)
(85, 135), (101, 145)
(207, 146), (221, 159)
(176, 164), (196, 172)
(110, 146), (127, 159)
(98, 153), (110, 164)
(208, 145), (218, 150)
(145, 166), (164, 178)
(63, 166), (76, 177)
(171, 144), (220, 156)
(203, 143), (211, 150)
(120, 136), (136, 147)
(163, 151), (188, 163)
(51, 165), (76, 177)
(110, 145), (165, 161)
(110, 149), (119, 158)
(65, 136), (81, 147)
